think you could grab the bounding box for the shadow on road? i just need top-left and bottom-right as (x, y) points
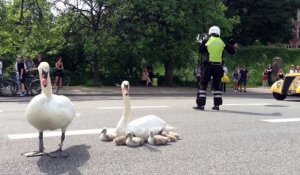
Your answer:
(213, 110), (282, 117)
(37, 144), (91, 175)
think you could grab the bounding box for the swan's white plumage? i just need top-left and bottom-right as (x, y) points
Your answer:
(26, 95), (75, 132)
(25, 62), (75, 132)
(116, 81), (171, 140)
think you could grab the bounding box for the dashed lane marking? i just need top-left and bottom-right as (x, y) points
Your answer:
(261, 118), (300, 123)
(7, 128), (116, 140)
(97, 105), (170, 110)
(223, 103), (272, 106)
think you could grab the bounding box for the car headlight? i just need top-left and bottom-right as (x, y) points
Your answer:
(294, 82), (300, 88)
(277, 82), (282, 88)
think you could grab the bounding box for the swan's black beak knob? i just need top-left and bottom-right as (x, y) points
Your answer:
(41, 69), (49, 87)
(42, 70), (48, 79)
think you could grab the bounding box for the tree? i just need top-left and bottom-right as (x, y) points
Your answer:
(51, 0), (111, 85)
(109, 0), (237, 86)
(225, 0), (297, 45)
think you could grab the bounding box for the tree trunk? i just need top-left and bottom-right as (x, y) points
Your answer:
(163, 58), (175, 86)
(92, 53), (100, 86)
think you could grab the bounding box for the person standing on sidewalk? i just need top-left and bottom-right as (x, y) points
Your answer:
(266, 64), (273, 86)
(17, 56), (26, 96)
(220, 64), (229, 92)
(239, 65), (248, 92)
(0, 59), (3, 80)
(55, 57), (64, 94)
(194, 26), (236, 110)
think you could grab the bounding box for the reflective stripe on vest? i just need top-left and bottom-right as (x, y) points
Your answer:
(205, 36), (225, 63)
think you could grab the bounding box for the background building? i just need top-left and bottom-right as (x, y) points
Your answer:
(289, 9), (300, 48)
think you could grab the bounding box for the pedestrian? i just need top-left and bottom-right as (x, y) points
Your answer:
(24, 55), (35, 76)
(193, 63), (202, 88)
(289, 64), (296, 74)
(262, 69), (268, 87)
(220, 64), (229, 92)
(277, 68), (284, 80)
(35, 54), (43, 68)
(297, 65), (300, 73)
(232, 67), (239, 92)
(0, 59), (3, 80)
(147, 65), (154, 86)
(266, 64), (273, 86)
(239, 65), (248, 92)
(55, 57), (64, 94)
(16, 56), (26, 96)
(194, 26), (236, 110)
(142, 68), (151, 86)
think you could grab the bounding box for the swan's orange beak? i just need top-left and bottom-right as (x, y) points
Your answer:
(41, 70), (48, 87)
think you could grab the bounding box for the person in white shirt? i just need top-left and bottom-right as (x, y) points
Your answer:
(220, 64), (228, 92)
(289, 64), (295, 74)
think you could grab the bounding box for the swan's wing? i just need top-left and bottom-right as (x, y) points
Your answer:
(128, 114), (166, 129)
(126, 126), (148, 140)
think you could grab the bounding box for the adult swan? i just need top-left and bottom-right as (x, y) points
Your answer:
(116, 81), (173, 140)
(22, 62), (75, 158)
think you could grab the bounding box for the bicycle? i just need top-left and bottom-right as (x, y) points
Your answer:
(25, 75), (41, 95)
(9, 72), (41, 96)
(0, 76), (18, 96)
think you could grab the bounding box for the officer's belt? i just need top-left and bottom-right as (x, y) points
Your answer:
(207, 61), (222, 65)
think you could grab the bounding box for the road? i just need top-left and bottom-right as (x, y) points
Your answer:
(0, 92), (300, 174)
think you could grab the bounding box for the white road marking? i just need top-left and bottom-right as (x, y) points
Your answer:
(75, 113), (82, 117)
(7, 128), (110, 140)
(262, 118), (300, 123)
(0, 110), (4, 112)
(97, 105), (170, 110)
(223, 103), (272, 106)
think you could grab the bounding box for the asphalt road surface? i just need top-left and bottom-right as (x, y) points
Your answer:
(0, 93), (300, 175)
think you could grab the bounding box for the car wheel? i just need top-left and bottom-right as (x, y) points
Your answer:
(272, 93), (287, 100)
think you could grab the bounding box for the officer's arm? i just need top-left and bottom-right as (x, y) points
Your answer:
(199, 39), (208, 54)
(224, 42), (236, 54)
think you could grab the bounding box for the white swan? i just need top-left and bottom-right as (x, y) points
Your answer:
(116, 81), (173, 140)
(22, 62), (75, 157)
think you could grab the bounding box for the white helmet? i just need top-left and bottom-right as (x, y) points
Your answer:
(208, 26), (220, 36)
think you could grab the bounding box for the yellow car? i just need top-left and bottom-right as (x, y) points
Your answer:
(271, 73), (300, 100)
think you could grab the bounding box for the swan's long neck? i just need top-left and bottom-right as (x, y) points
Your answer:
(41, 74), (52, 96)
(116, 93), (131, 134)
(123, 94), (131, 122)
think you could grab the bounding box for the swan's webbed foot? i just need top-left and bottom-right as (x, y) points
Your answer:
(21, 151), (46, 157)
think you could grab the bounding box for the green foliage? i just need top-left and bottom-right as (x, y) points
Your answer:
(8, 0), (300, 88)
(224, 47), (300, 86)
(107, 0), (237, 85)
(225, 0), (295, 45)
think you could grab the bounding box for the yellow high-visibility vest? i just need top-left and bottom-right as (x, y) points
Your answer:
(205, 36), (225, 63)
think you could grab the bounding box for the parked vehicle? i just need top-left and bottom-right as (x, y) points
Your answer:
(271, 73), (300, 100)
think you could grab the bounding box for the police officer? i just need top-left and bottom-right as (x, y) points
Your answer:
(194, 26), (236, 110)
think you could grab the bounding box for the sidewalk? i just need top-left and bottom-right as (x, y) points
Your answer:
(59, 86), (271, 96)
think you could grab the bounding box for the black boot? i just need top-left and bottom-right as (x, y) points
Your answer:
(212, 106), (219, 110)
(193, 106), (205, 110)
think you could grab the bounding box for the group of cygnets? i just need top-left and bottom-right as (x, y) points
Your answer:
(100, 127), (180, 147)
(99, 80), (181, 147)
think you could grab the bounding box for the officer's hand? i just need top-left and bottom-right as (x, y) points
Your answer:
(233, 43), (239, 48)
